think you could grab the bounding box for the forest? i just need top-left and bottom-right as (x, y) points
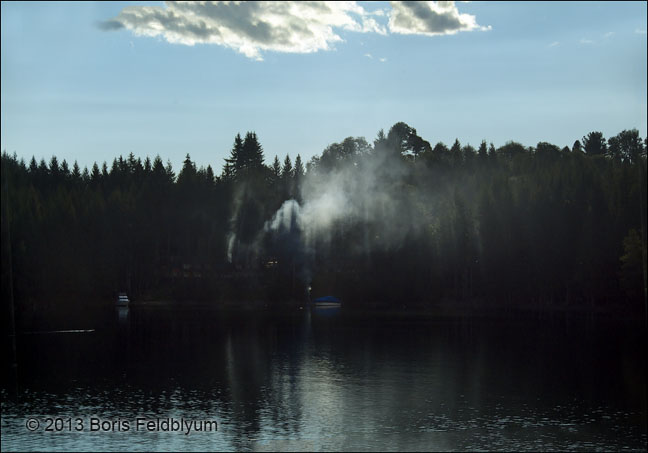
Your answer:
(1, 123), (646, 316)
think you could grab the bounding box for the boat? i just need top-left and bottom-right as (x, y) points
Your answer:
(312, 296), (342, 315)
(116, 292), (130, 307)
(313, 295), (341, 308)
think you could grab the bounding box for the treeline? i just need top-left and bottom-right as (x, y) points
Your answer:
(1, 124), (646, 315)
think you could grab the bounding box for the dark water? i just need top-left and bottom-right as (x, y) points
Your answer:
(2, 308), (647, 451)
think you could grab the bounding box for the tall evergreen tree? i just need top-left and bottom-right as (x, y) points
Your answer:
(72, 161), (81, 181)
(29, 156), (38, 174)
(242, 131), (265, 171)
(177, 154), (197, 187)
(582, 131), (607, 155)
(450, 139), (463, 168)
(224, 133), (243, 179)
(50, 156), (60, 180)
(294, 154), (305, 199)
(271, 155), (282, 181)
(294, 154), (304, 180)
(144, 156), (152, 174)
(282, 155), (293, 179)
(478, 141), (488, 160)
(205, 165), (215, 186)
(61, 159), (71, 180)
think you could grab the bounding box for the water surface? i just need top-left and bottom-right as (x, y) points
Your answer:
(2, 308), (646, 451)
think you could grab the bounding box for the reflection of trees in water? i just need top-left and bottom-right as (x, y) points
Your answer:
(223, 321), (270, 445)
(288, 319), (473, 449)
(222, 314), (312, 448)
(6, 311), (645, 450)
(106, 310), (283, 448)
(214, 316), (486, 449)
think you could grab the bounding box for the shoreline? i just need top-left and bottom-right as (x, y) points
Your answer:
(9, 297), (647, 327)
(119, 299), (648, 322)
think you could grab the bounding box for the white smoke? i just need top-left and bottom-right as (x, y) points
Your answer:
(226, 181), (248, 263)
(264, 199), (302, 233)
(263, 144), (418, 257)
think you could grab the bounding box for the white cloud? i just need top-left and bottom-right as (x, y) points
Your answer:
(603, 31), (614, 38)
(101, 1), (387, 60)
(101, 1), (489, 60)
(364, 53), (373, 59)
(388, 1), (490, 36)
(548, 41), (559, 48)
(579, 38), (594, 45)
(379, 57), (387, 62)
(636, 29), (647, 35)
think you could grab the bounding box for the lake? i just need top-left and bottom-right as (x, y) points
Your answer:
(2, 307), (646, 451)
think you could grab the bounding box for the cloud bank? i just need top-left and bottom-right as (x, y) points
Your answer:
(100, 1), (489, 60)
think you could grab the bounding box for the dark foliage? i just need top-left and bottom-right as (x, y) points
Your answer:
(1, 125), (646, 317)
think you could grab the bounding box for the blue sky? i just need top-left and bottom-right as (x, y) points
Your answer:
(1, 1), (646, 173)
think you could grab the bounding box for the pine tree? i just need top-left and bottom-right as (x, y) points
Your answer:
(270, 155), (282, 190)
(165, 159), (175, 182)
(242, 131), (265, 172)
(61, 159), (71, 180)
(272, 155), (281, 180)
(72, 161), (81, 181)
(282, 155), (293, 179)
(29, 156), (38, 174)
(373, 128), (388, 155)
(50, 156), (60, 181)
(90, 163), (101, 186)
(478, 141), (488, 160)
(223, 133), (243, 180)
(488, 143), (497, 163)
(282, 154), (294, 199)
(294, 154), (304, 180)
(450, 139), (463, 168)
(293, 154), (305, 201)
(582, 131), (607, 155)
(205, 165), (215, 187)
(177, 154), (197, 187)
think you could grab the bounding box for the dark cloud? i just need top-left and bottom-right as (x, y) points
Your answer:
(397, 1), (463, 34)
(96, 19), (124, 31)
(389, 1), (489, 36)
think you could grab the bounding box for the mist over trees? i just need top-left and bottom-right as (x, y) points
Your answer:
(1, 124), (646, 315)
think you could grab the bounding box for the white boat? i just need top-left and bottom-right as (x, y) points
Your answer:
(116, 292), (130, 307)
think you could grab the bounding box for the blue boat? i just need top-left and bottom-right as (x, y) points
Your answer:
(313, 295), (341, 305)
(312, 296), (342, 315)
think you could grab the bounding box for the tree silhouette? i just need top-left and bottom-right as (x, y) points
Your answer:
(582, 131), (607, 155)
(1, 124), (646, 316)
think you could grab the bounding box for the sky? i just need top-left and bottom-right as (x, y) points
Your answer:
(1, 1), (647, 173)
